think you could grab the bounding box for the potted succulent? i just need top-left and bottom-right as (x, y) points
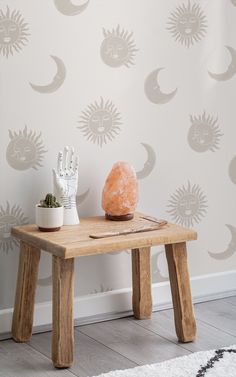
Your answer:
(36, 193), (63, 232)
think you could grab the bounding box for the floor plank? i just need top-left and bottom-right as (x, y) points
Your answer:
(78, 317), (190, 365)
(1, 296), (235, 377)
(223, 295), (236, 306)
(193, 299), (236, 337)
(132, 308), (236, 352)
(0, 340), (74, 377)
(29, 330), (136, 377)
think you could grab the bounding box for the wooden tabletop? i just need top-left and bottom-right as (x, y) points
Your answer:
(11, 213), (197, 259)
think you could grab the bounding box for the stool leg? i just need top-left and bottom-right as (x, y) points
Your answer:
(12, 241), (41, 342)
(52, 256), (74, 368)
(165, 242), (196, 342)
(131, 247), (152, 319)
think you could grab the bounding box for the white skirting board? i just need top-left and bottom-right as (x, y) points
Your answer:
(1, 269), (236, 338)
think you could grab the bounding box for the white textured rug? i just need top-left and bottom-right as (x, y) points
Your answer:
(93, 346), (236, 377)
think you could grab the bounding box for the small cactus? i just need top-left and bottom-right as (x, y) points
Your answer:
(39, 193), (61, 208)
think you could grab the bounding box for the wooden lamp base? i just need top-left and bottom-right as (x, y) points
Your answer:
(38, 227), (61, 232)
(105, 213), (134, 221)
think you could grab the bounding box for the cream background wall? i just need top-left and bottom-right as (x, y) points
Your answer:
(0, 0), (236, 334)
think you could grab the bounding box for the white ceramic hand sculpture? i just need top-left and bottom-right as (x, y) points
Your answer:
(53, 146), (80, 225)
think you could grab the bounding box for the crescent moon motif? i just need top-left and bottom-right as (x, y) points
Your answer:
(208, 224), (236, 260)
(30, 55), (66, 93)
(208, 46), (236, 81)
(136, 143), (156, 179)
(54, 0), (89, 16)
(152, 251), (169, 283)
(76, 188), (90, 206)
(38, 275), (52, 286)
(229, 156), (236, 185)
(144, 68), (177, 104)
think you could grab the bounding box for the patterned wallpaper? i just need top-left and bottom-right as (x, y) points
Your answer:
(0, 0), (236, 321)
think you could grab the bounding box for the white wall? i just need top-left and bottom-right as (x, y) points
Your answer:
(0, 0), (236, 334)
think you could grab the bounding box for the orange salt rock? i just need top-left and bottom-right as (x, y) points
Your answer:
(102, 161), (139, 221)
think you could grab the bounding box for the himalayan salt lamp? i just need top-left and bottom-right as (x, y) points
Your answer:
(102, 161), (139, 221)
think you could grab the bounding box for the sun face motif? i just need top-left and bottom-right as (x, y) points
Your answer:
(188, 112), (223, 152)
(0, 7), (29, 58)
(0, 202), (28, 253)
(91, 284), (113, 294)
(167, 1), (207, 48)
(167, 181), (207, 227)
(100, 25), (138, 68)
(78, 97), (122, 147)
(6, 125), (47, 171)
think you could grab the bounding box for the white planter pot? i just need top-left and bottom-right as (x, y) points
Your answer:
(35, 205), (63, 232)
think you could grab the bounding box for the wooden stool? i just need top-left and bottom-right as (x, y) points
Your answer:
(11, 212), (197, 368)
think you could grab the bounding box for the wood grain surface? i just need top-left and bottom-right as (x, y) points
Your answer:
(132, 247), (152, 319)
(165, 242), (197, 342)
(11, 213), (197, 259)
(52, 256), (74, 368)
(12, 241), (41, 342)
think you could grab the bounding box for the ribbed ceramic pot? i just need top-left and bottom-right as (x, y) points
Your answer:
(35, 205), (63, 232)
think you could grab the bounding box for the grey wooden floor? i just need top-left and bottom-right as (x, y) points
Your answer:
(0, 296), (236, 377)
